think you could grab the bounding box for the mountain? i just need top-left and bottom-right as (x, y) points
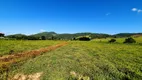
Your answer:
(32, 32), (57, 38)
(6, 34), (27, 40)
(6, 32), (142, 40)
(114, 33), (142, 37)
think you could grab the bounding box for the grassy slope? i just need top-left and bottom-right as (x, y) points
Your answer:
(135, 36), (142, 43)
(0, 40), (61, 56)
(9, 41), (142, 80)
(93, 36), (142, 43)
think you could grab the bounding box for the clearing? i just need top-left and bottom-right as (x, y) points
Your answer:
(0, 41), (141, 80)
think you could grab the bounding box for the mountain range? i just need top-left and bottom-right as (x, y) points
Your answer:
(6, 32), (142, 40)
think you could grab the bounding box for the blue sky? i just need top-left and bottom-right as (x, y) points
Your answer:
(0, 0), (142, 35)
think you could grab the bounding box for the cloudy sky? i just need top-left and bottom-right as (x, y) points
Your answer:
(0, 0), (142, 35)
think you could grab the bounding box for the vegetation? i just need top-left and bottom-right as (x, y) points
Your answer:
(4, 41), (141, 80)
(0, 33), (4, 37)
(94, 36), (142, 44)
(5, 32), (111, 40)
(114, 33), (142, 37)
(108, 39), (116, 43)
(5, 32), (142, 40)
(41, 36), (46, 40)
(75, 36), (91, 41)
(0, 33), (142, 80)
(0, 40), (61, 56)
(124, 37), (136, 43)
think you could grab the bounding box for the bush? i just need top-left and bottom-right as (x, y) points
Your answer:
(77, 36), (91, 41)
(123, 37), (136, 43)
(109, 39), (116, 43)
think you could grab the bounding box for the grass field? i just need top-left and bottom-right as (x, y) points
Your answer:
(1, 40), (141, 80)
(0, 40), (61, 56)
(93, 36), (142, 44)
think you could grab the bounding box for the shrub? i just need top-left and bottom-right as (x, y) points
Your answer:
(123, 37), (136, 43)
(9, 50), (14, 55)
(77, 36), (91, 41)
(109, 39), (116, 43)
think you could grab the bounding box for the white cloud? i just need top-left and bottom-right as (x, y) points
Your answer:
(138, 9), (142, 13)
(132, 8), (137, 11)
(40, 29), (46, 32)
(106, 13), (111, 16)
(131, 8), (142, 13)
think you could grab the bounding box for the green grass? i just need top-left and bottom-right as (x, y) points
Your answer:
(93, 36), (142, 43)
(7, 41), (142, 80)
(135, 36), (142, 43)
(0, 40), (61, 56)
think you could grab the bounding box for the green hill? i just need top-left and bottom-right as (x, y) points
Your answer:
(6, 32), (142, 40)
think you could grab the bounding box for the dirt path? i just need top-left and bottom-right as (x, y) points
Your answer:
(0, 42), (68, 71)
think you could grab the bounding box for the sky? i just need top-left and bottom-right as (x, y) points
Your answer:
(0, 0), (142, 35)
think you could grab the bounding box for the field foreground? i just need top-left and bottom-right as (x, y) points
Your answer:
(0, 41), (142, 80)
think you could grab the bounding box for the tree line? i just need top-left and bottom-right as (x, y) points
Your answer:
(3, 32), (142, 40)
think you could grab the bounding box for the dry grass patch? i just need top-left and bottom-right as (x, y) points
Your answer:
(10, 72), (43, 80)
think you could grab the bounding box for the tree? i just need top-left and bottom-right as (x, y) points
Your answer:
(73, 38), (76, 40)
(77, 36), (91, 41)
(109, 39), (116, 43)
(0, 33), (4, 37)
(7, 34), (28, 40)
(27, 36), (39, 40)
(123, 37), (136, 43)
(41, 36), (46, 40)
